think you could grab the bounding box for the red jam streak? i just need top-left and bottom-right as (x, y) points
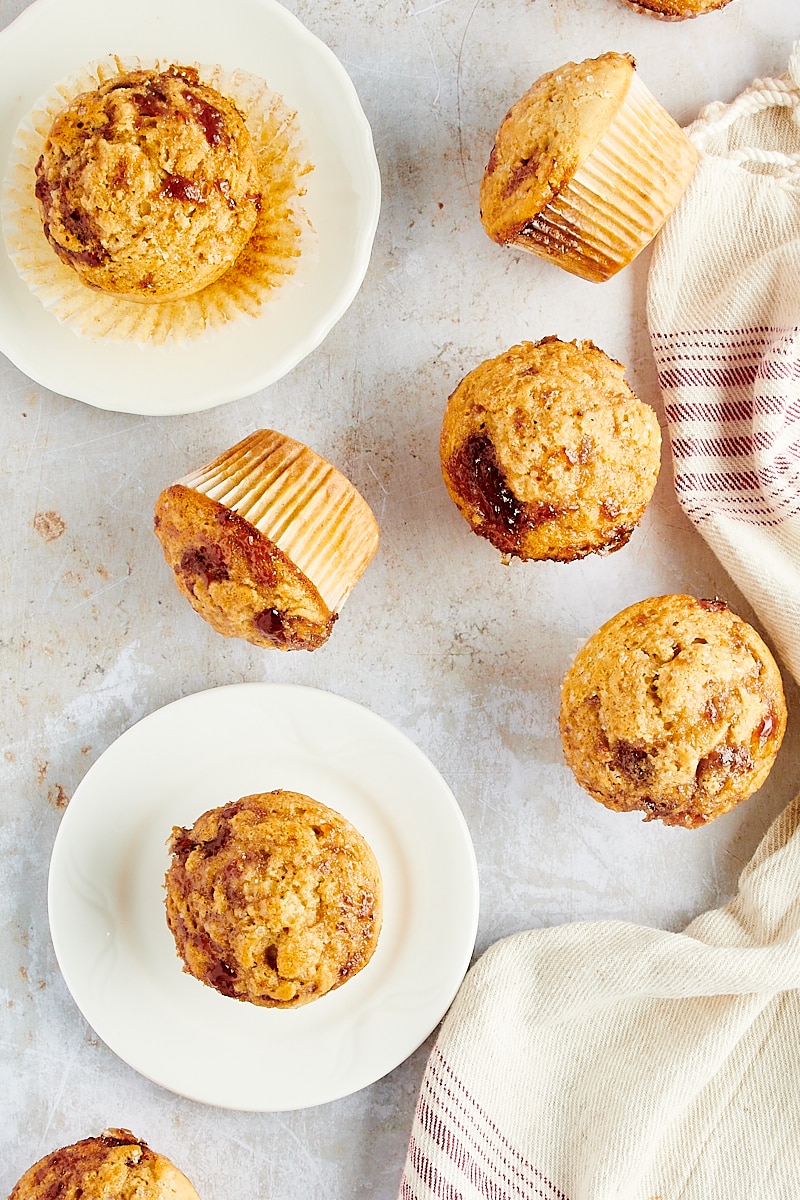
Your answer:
(182, 89), (228, 146)
(160, 174), (204, 204)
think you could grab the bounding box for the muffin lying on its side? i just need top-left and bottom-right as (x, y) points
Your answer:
(440, 337), (661, 562)
(559, 595), (786, 828)
(9, 1129), (200, 1200)
(165, 790), (383, 1008)
(154, 429), (380, 651)
(479, 52), (698, 282)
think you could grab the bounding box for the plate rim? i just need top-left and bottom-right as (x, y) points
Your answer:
(0, 0), (381, 415)
(47, 682), (480, 1111)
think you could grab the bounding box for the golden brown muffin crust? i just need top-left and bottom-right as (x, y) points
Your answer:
(165, 791), (383, 1008)
(620, 0), (734, 17)
(479, 52), (635, 246)
(9, 1129), (200, 1200)
(440, 337), (661, 562)
(34, 65), (261, 299)
(154, 484), (335, 651)
(559, 595), (787, 828)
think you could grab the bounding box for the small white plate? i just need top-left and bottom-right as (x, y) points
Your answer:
(0, 0), (380, 414)
(48, 684), (480, 1111)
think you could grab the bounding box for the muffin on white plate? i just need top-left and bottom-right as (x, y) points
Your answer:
(3, 56), (313, 342)
(165, 789), (383, 1008)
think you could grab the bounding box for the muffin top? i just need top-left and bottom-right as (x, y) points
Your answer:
(559, 595), (787, 828)
(620, 0), (733, 16)
(34, 64), (261, 300)
(9, 1129), (200, 1200)
(165, 791), (383, 1008)
(440, 337), (661, 562)
(480, 52), (635, 246)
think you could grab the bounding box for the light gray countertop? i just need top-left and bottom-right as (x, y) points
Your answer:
(2, 0), (798, 1195)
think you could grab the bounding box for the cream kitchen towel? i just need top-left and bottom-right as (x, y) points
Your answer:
(399, 45), (800, 1200)
(400, 794), (800, 1200)
(648, 41), (800, 682)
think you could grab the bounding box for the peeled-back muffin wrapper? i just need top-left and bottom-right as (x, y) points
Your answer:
(522, 73), (699, 283)
(1, 56), (315, 344)
(179, 430), (380, 613)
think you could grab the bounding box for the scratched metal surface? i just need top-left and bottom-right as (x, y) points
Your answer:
(1, 0), (798, 1195)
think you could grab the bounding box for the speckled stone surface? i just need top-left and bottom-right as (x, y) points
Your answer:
(1, 0), (798, 1196)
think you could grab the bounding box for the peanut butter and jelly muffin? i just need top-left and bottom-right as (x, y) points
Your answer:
(165, 790), (383, 1008)
(9, 1129), (200, 1200)
(33, 65), (261, 300)
(440, 337), (661, 562)
(479, 52), (698, 282)
(153, 429), (380, 651)
(559, 595), (786, 828)
(619, 0), (735, 17)
(4, 56), (311, 342)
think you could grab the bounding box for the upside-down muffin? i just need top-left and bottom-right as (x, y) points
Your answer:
(33, 65), (261, 300)
(153, 429), (380, 651)
(8, 1129), (200, 1200)
(479, 52), (698, 282)
(440, 337), (661, 562)
(559, 595), (787, 828)
(165, 791), (383, 1008)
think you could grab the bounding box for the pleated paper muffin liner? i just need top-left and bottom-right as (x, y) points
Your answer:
(179, 430), (380, 613)
(1, 55), (315, 344)
(517, 72), (698, 282)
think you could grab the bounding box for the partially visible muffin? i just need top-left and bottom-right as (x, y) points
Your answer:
(559, 595), (787, 828)
(9, 1129), (200, 1200)
(619, 0), (735, 17)
(165, 790), (383, 1008)
(440, 337), (661, 562)
(34, 65), (261, 300)
(153, 429), (380, 651)
(479, 52), (698, 282)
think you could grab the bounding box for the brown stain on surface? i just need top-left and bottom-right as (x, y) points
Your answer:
(47, 784), (70, 809)
(33, 511), (66, 542)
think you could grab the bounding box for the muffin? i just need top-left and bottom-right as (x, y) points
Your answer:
(619, 0), (735, 17)
(479, 52), (698, 282)
(33, 65), (261, 300)
(559, 595), (787, 828)
(165, 790), (383, 1008)
(9, 1129), (200, 1200)
(440, 337), (661, 562)
(153, 429), (380, 651)
(3, 56), (311, 342)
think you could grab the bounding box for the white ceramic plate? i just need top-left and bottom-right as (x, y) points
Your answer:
(48, 684), (480, 1111)
(0, 0), (380, 414)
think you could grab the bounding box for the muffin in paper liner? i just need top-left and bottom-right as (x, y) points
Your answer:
(479, 52), (699, 283)
(8, 1128), (200, 1200)
(153, 429), (380, 651)
(1, 55), (314, 344)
